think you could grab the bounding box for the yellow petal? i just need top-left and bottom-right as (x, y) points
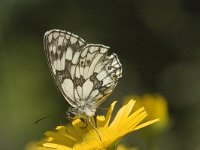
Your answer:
(109, 100), (135, 129)
(43, 143), (72, 150)
(126, 107), (145, 124)
(121, 99), (136, 119)
(104, 101), (117, 127)
(126, 111), (148, 131)
(132, 118), (160, 131)
(72, 119), (89, 136)
(96, 115), (106, 128)
(45, 131), (76, 147)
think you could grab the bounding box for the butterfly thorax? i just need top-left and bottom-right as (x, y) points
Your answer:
(66, 105), (96, 119)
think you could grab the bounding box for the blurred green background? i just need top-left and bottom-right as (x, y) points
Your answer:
(1, 0), (200, 149)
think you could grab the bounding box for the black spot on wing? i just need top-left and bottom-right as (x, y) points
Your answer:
(90, 72), (103, 89)
(74, 76), (86, 88)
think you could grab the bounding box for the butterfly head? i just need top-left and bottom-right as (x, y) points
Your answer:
(65, 107), (80, 120)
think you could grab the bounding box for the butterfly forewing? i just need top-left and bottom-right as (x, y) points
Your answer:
(44, 29), (87, 107)
(44, 29), (122, 117)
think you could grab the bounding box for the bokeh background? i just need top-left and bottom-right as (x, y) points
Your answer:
(1, 0), (200, 149)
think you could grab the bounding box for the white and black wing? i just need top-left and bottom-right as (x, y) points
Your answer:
(43, 29), (87, 107)
(76, 44), (122, 112)
(44, 29), (122, 116)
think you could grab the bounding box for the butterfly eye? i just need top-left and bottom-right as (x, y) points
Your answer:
(66, 111), (76, 119)
(107, 66), (112, 70)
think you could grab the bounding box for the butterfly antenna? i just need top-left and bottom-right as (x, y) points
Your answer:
(87, 117), (102, 141)
(35, 114), (55, 124)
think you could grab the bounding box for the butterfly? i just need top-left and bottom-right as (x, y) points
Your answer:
(43, 29), (122, 138)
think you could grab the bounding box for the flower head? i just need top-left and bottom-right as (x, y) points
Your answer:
(26, 100), (159, 150)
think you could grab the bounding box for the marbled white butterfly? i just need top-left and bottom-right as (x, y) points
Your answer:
(43, 29), (122, 138)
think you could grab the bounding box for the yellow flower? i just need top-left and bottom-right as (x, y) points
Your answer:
(26, 100), (159, 150)
(124, 94), (169, 133)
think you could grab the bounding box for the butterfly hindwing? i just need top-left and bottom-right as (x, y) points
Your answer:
(76, 45), (122, 110)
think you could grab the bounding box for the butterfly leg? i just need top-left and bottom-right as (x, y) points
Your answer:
(87, 117), (102, 141)
(80, 118), (88, 128)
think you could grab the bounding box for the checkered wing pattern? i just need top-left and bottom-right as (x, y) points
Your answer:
(44, 29), (122, 116)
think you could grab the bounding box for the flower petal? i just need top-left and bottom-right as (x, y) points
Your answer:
(45, 131), (76, 147)
(109, 100), (135, 129)
(97, 115), (106, 128)
(43, 143), (72, 150)
(132, 118), (160, 131)
(104, 101), (117, 127)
